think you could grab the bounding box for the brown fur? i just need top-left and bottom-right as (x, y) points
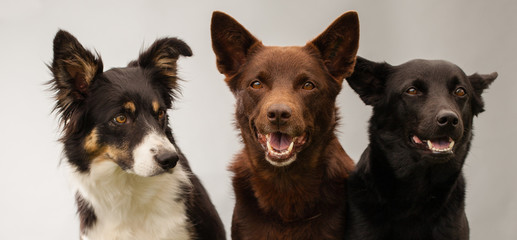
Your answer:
(123, 101), (136, 113)
(211, 11), (359, 239)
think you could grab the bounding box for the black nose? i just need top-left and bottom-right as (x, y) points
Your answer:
(154, 151), (179, 170)
(267, 104), (292, 125)
(436, 110), (459, 127)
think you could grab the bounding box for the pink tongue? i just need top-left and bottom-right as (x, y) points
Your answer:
(430, 138), (450, 150)
(269, 132), (293, 151)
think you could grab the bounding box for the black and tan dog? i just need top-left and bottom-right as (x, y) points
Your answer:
(211, 11), (359, 239)
(345, 56), (497, 239)
(49, 30), (225, 239)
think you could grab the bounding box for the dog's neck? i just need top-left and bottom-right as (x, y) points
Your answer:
(235, 135), (351, 222)
(70, 161), (193, 239)
(359, 128), (467, 206)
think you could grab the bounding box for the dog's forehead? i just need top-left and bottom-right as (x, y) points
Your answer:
(94, 67), (162, 107)
(102, 67), (148, 85)
(246, 46), (324, 76)
(392, 59), (468, 84)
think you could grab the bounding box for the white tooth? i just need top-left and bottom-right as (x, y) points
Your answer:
(267, 141), (273, 152)
(287, 141), (294, 152)
(449, 140), (455, 149)
(427, 140), (433, 150)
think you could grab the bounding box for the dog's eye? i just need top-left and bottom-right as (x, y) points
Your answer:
(113, 114), (128, 124)
(157, 110), (165, 119)
(302, 81), (315, 90)
(250, 81), (263, 89)
(406, 87), (419, 95)
(454, 87), (466, 97)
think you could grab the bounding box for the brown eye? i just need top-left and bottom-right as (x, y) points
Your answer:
(406, 87), (419, 95)
(250, 80), (263, 89)
(454, 87), (466, 97)
(158, 110), (165, 119)
(302, 81), (315, 90)
(113, 114), (127, 124)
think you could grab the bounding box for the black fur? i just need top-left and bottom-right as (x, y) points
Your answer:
(75, 193), (96, 231)
(345, 56), (497, 240)
(49, 30), (225, 239)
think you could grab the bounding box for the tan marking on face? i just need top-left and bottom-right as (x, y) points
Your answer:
(92, 145), (129, 164)
(85, 129), (130, 164)
(84, 128), (99, 153)
(152, 101), (160, 113)
(124, 101), (136, 113)
(84, 129), (117, 161)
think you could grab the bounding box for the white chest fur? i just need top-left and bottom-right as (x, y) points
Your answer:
(70, 160), (193, 240)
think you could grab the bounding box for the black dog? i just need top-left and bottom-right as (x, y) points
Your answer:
(49, 30), (225, 239)
(345, 57), (497, 239)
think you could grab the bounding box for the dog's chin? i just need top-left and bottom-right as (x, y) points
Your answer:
(124, 162), (174, 177)
(410, 135), (456, 163)
(128, 168), (174, 177)
(256, 131), (308, 167)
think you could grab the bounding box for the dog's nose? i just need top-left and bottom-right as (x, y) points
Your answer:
(154, 150), (179, 170)
(267, 104), (292, 125)
(436, 110), (459, 127)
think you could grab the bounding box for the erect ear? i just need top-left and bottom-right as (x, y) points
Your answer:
(307, 11), (360, 85)
(211, 11), (261, 78)
(49, 30), (103, 114)
(468, 72), (497, 115)
(345, 56), (391, 106)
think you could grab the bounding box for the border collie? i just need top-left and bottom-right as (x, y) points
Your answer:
(49, 30), (225, 240)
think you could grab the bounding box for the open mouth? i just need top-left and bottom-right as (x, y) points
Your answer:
(411, 135), (455, 154)
(257, 132), (307, 166)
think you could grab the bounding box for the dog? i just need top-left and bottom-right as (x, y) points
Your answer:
(49, 30), (225, 240)
(345, 56), (497, 239)
(211, 11), (359, 239)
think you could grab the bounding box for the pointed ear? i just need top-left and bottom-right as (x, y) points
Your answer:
(211, 11), (261, 78)
(49, 30), (103, 112)
(307, 11), (360, 84)
(346, 56), (391, 106)
(468, 72), (497, 115)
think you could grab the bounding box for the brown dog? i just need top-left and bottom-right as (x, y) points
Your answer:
(211, 11), (359, 239)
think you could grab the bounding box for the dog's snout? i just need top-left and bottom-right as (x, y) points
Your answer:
(154, 150), (179, 170)
(267, 104), (292, 125)
(436, 110), (459, 127)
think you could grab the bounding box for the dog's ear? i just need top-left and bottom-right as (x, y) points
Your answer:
(49, 30), (103, 119)
(211, 11), (261, 78)
(307, 11), (360, 85)
(468, 72), (497, 115)
(132, 37), (192, 107)
(346, 56), (391, 106)
(133, 37), (192, 82)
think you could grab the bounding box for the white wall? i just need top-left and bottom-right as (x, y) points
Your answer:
(0, 0), (514, 239)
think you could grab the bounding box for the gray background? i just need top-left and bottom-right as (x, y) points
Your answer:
(0, 0), (515, 239)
